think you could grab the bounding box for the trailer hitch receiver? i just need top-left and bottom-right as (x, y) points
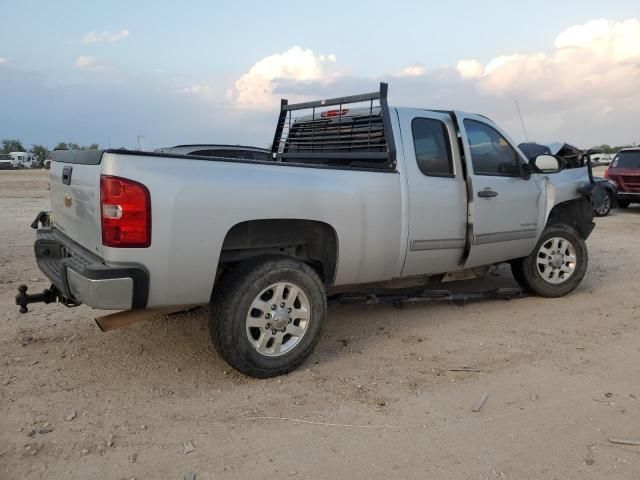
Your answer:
(15, 284), (76, 313)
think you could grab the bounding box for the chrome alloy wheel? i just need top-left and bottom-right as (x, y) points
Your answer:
(536, 236), (577, 284)
(245, 282), (311, 357)
(595, 193), (611, 216)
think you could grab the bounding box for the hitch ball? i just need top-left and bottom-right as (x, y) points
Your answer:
(15, 284), (59, 314)
(16, 285), (30, 314)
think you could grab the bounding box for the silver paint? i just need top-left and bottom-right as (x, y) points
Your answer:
(47, 107), (591, 309)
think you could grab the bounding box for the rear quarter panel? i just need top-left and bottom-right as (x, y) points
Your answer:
(100, 153), (404, 307)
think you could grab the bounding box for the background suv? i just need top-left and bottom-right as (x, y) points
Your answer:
(605, 148), (640, 208)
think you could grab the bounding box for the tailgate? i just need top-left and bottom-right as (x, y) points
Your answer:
(49, 150), (104, 255)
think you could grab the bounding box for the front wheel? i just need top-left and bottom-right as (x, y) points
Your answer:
(511, 224), (588, 298)
(209, 255), (326, 378)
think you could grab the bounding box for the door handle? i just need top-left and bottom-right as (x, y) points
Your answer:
(477, 188), (498, 198)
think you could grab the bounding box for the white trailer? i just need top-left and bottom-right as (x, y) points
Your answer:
(1, 152), (36, 169)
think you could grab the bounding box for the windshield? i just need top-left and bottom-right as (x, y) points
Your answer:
(612, 151), (640, 169)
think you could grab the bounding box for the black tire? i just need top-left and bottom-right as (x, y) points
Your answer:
(617, 200), (630, 209)
(594, 190), (613, 217)
(510, 224), (588, 298)
(209, 255), (326, 378)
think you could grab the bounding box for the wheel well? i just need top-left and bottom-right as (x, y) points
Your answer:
(546, 197), (594, 238)
(218, 219), (339, 284)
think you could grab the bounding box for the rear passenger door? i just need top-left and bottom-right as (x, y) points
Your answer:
(399, 110), (468, 277)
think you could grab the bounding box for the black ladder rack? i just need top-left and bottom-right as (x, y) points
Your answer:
(270, 82), (397, 171)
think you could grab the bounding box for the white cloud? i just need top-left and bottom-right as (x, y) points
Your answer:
(226, 19), (640, 144)
(456, 59), (483, 79)
(234, 46), (339, 109)
(0, 57), (7, 65)
(554, 18), (640, 61)
(456, 19), (640, 104)
(446, 18), (640, 145)
(74, 56), (108, 71)
(397, 64), (427, 77)
(82, 29), (129, 44)
(179, 84), (215, 99)
(5, 18), (639, 150)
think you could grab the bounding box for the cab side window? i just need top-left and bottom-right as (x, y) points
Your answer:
(411, 118), (453, 177)
(464, 120), (521, 176)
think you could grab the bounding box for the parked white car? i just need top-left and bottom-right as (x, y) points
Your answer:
(0, 154), (12, 169)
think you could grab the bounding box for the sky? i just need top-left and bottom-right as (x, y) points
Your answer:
(0, 0), (639, 150)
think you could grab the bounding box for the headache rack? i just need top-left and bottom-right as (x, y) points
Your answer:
(271, 82), (397, 171)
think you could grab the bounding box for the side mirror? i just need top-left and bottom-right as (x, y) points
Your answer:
(531, 154), (562, 174)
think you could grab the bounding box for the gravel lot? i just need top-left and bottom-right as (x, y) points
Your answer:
(1, 169), (639, 479)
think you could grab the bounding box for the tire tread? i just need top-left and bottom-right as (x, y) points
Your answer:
(209, 255), (326, 378)
(511, 224), (588, 298)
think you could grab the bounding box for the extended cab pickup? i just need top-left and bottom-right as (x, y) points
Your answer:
(19, 84), (599, 377)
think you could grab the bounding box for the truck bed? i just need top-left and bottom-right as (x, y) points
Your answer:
(49, 146), (405, 307)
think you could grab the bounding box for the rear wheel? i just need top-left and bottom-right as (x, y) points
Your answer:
(209, 255), (326, 378)
(511, 224), (588, 298)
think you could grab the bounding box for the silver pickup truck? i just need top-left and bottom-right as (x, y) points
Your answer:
(18, 84), (600, 378)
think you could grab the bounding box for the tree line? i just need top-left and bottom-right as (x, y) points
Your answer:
(591, 144), (637, 154)
(1, 139), (100, 165)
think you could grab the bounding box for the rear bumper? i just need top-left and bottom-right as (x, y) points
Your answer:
(35, 224), (148, 310)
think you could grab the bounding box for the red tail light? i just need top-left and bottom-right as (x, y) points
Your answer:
(604, 168), (610, 179)
(100, 175), (151, 248)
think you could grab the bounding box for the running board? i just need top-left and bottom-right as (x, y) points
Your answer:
(328, 287), (525, 307)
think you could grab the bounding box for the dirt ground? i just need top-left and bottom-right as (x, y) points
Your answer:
(1, 169), (639, 480)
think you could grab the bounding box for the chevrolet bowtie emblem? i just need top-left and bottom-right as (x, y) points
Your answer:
(63, 194), (72, 208)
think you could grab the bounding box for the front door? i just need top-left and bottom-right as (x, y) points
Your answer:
(458, 113), (543, 268)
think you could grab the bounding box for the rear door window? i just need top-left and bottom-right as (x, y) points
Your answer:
(411, 118), (453, 176)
